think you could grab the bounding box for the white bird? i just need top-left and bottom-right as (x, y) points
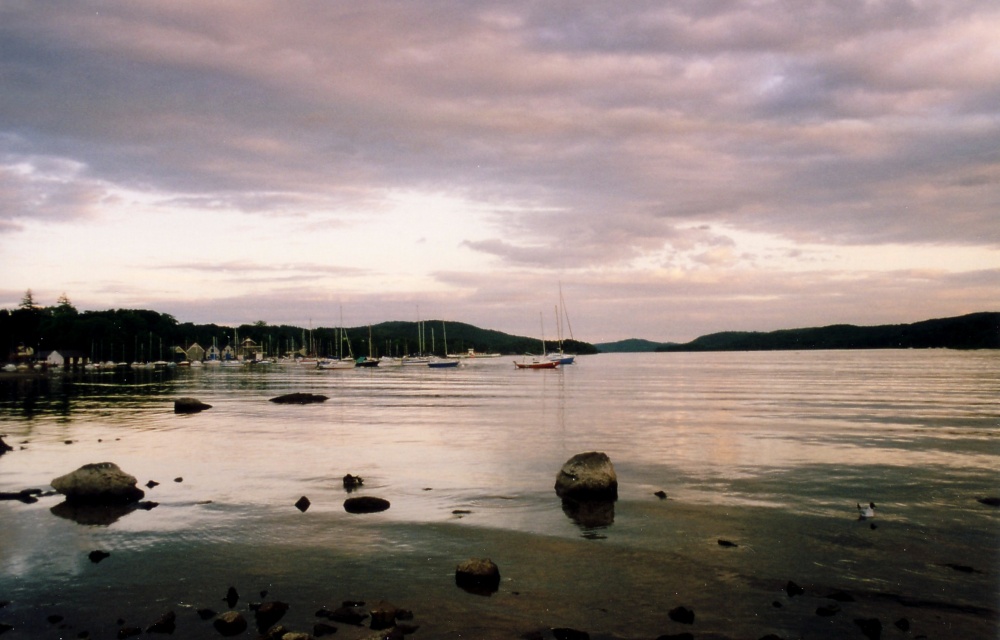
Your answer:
(857, 502), (876, 519)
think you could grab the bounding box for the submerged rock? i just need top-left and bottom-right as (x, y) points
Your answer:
(269, 392), (329, 404)
(51, 462), (144, 504)
(554, 452), (618, 501)
(0, 436), (13, 455)
(173, 397), (212, 413)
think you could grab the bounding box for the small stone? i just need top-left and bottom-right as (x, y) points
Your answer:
(976, 496), (1000, 507)
(223, 586), (239, 608)
(455, 558), (501, 593)
(197, 608), (216, 620)
(945, 563), (977, 573)
(329, 604), (368, 625)
(173, 477), (183, 483)
(47, 615), (64, 624)
(369, 600), (399, 630)
(717, 539), (738, 547)
(117, 627), (141, 639)
(816, 604), (841, 616)
(146, 480), (159, 489)
(343, 474), (364, 490)
(854, 617), (882, 640)
(295, 496), (311, 512)
(786, 580), (804, 597)
(894, 617), (910, 631)
(88, 550), (110, 563)
(313, 622), (338, 637)
(146, 611), (176, 634)
(254, 601), (288, 629)
(213, 611), (247, 637)
(654, 490), (667, 499)
(668, 606), (694, 624)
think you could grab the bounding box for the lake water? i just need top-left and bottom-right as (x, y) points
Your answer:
(1, 351), (997, 639)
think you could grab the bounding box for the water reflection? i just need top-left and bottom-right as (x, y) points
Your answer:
(50, 499), (138, 525)
(560, 497), (614, 535)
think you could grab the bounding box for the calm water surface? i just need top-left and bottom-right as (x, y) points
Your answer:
(1, 351), (997, 639)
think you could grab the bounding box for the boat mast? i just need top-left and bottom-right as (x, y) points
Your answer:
(559, 282), (574, 340)
(539, 312), (546, 355)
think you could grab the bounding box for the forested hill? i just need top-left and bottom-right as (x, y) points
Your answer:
(655, 312), (1000, 352)
(594, 338), (673, 352)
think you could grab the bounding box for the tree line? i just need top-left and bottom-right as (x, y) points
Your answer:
(2, 291), (596, 363)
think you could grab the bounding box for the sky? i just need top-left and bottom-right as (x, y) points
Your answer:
(1, 1), (998, 343)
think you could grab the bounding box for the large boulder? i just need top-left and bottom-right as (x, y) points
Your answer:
(51, 462), (145, 504)
(554, 452), (618, 501)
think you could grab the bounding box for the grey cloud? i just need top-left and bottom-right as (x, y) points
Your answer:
(1, 0), (997, 259)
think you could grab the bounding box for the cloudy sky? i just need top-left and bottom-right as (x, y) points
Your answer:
(1, 1), (998, 343)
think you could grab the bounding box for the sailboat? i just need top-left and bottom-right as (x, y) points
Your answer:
(428, 321), (459, 368)
(356, 325), (380, 367)
(319, 309), (356, 369)
(548, 283), (576, 364)
(402, 313), (431, 365)
(515, 313), (560, 369)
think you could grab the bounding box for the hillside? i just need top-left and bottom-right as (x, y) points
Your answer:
(594, 338), (673, 353)
(655, 312), (1000, 352)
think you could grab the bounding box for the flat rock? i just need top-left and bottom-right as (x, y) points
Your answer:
(344, 496), (390, 513)
(51, 462), (145, 504)
(269, 392), (329, 404)
(173, 397), (212, 413)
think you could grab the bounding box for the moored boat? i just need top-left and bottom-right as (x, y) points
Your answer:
(513, 359), (559, 369)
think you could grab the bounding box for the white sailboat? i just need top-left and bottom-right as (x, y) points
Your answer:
(548, 283), (576, 364)
(319, 309), (356, 369)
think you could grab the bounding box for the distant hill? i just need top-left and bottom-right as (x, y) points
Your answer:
(595, 338), (673, 352)
(655, 312), (1000, 352)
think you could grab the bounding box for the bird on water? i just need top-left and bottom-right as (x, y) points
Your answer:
(857, 502), (876, 519)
